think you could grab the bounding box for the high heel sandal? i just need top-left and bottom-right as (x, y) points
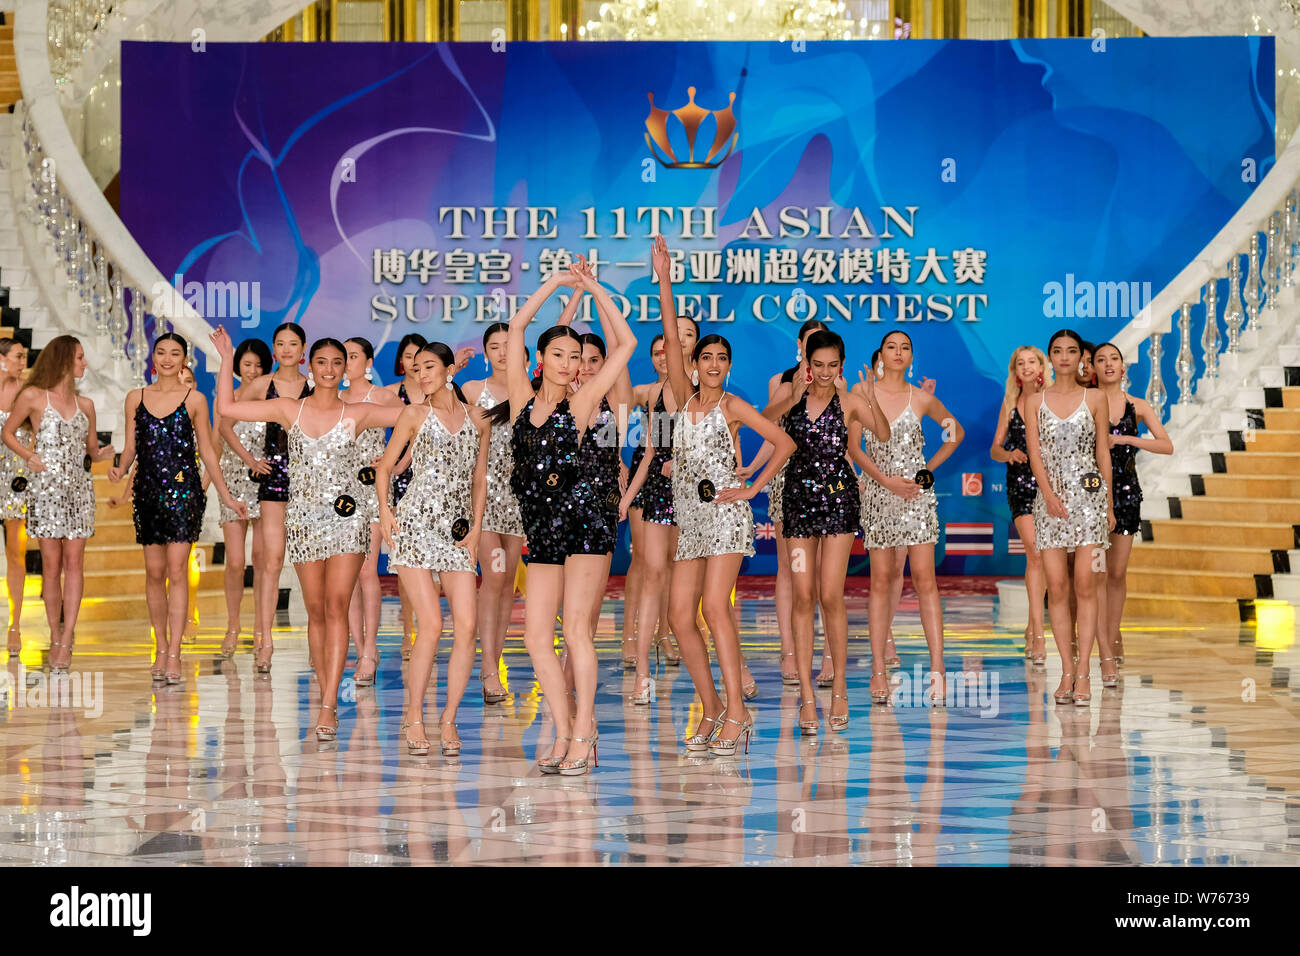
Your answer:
(1073, 672), (1092, 707)
(1100, 657), (1119, 689)
(253, 633), (272, 674)
(150, 640), (167, 681)
(742, 679), (758, 701)
(884, 637), (901, 670)
(928, 673), (946, 708)
(353, 653), (379, 687)
(621, 638), (638, 669)
(780, 652), (800, 685)
(709, 713), (753, 756)
(1053, 674), (1075, 705)
(481, 674), (509, 704)
(829, 693), (850, 732)
(401, 634), (413, 661)
(630, 674), (653, 706)
(7, 626), (20, 659)
(48, 640), (69, 675)
(1113, 637), (1125, 665)
(656, 636), (681, 667)
(797, 698), (819, 736)
(558, 725), (598, 776)
(870, 670), (890, 705)
(165, 650), (182, 685)
(1030, 634), (1047, 666)
(220, 628), (239, 659)
(538, 737), (570, 773)
(815, 668), (834, 688)
(685, 714), (723, 751)
(401, 718), (430, 756)
(440, 720), (461, 757)
(315, 703), (338, 741)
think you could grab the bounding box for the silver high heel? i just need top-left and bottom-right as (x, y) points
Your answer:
(315, 703), (338, 741)
(538, 737), (570, 773)
(798, 698), (819, 736)
(1073, 672), (1092, 707)
(1100, 657), (1119, 689)
(631, 674), (653, 706)
(48, 640), (69, 675)
(1030, 634), (1047, 666)
(828, 693), (850, 732)
(253, 633), (272, 674)
(440, 720), (461, 757)
(353, 653), (379, 687)
(165, 650), (181, 685)
(780, 652), (800, 685)
(220, 628), (239, 659)
(870, 670), (890, 705)
(402, 718), (430, 756)
(709, 713), (753, 756)
(558, 725), (598, 776)
(685, 714), (723, 751)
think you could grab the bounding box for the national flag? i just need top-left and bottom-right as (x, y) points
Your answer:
(944, 522), (993, 555)
(1008, 525), (1026, 555)
(755, 522), (776, 540)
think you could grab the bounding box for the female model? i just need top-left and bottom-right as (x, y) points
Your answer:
(989, 345), (1050, 665)
(237, 322), (311, 673)
(1025, 329), (1115, 707)
(654, 235), (794, 756)
(111, 333), (247, 683)
(211, 327), (403, 739)
(491, 263), (636, 776)
(1093, 342), (1172, 677)
(342, 336), (403, 687)
(385, 332), (428, 659)
(0, 339), (29, 657)
(850, 330), (963, 707)
(462, 323), (526, 704)
(1, 335), (114, 674)
(213, 337), (272, 658)
(377, 342), (489, 755)
(765, 329), (889, 733)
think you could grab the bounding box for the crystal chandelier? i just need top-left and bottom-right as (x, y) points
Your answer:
(581, 0), (866, 42)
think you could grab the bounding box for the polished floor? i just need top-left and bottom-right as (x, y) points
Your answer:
(1, 581), (1298, 866)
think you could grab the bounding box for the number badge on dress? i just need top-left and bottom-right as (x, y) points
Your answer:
(913, 468), (934, 490)
(357, 466), (377, 486)
(83, 454), (93, 473)
(698, 479), (717, 502)
(451, 517), (470, 541)
(333, 494), (357, 517)
(10, 476), (27, 493)
(1080, 472), (1103, 493)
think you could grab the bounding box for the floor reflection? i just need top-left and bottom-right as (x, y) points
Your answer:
(0, 593), (1297, 865)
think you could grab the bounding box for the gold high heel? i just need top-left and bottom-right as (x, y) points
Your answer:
(780, 652), (800, 685)
(316, 703), (338, 741)
(402, 718), (430, 756)
(1054, 675), (1075, 705)
(538, 736), (570, 773)
(1100, 657), (1119, 688)
(220, 628), (239, 659)
(685, 714), (723, 751)
(829, 693), (850, 732)
(353, 653), (379, 687)
(870, 670), (890, 705)
(797, 697), (819, 735)
(558, 724), (598, 776)
(1073, 672), (1092, 707)
(440, 720), (461, 757)
(815, 665), (834, 688)
(1113, 636), (1125, 665)
(709, 712), (753, 756)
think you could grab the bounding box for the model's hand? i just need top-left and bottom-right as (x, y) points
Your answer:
(210, 326), (235, 359)
(379, 510), (399, 549)
(1006, 449), (1029, 464)
(248, 458), (272, 476)
(1045, 494), (1068, 520)
(885, 475), (920, 500)
(712, 484), (753, 505)
(453, 347), (475, 373)
(26, 454), (45, 474)
(651, 234), (671, 280)
(108, 464), (124, 483)
(1107, 510), (1117, 533)
(660, 460), (673, 478)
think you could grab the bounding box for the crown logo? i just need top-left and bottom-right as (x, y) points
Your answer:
(645, 86), (738, 170)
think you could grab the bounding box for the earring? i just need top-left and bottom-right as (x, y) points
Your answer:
(445, 378), (453, 391)
(365, 367), (373, 382)
(307, 373), (315, 389)
(906, 364), (914, 381)
(691, 369), (699, 387)
(875, 363), (884, 378)
(484, 355), (491, 373)
(0, 362), (6, 373)
(795, 347), (801, 363)
(342, 375), (350, 390)
(300, 357), (306, 365)
(1036, 373), (1044, 387)
(725, 370), (731, 389)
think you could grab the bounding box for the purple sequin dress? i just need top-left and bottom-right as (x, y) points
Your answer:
(576, 396), (619, 554)
(1003, 408), (1036, 519)
(781, 393), (860, 538)
(639, 387), (675, 525)
(1109, 400), (1142, 535)
(132, 389), (205, 545)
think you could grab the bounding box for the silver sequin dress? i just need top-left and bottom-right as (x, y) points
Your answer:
(1032, 394), (1109, 551)
(475, 385), (526, 538)
(0, 409), (29, 520)
(285, 403), (371, 564)
(672, 395), (754, 561)
(27, 394), (94, 540)
(859, 389), (939, 549)
(218, 419), (265, 525)
(350, 385), (387, 527)
(388, 404), (480, 573)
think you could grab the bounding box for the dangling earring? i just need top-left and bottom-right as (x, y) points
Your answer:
(691, 369), (699, 387)
(795, 347), (801, 363)
(0, 362), (7, 373)
(875, 362), (884, 378)
(445, 377), (453, 391)
(307, 371), (315, 389)
(725, 370), (731, 389)
(483, 355), (491, 373)
(365, 366), (373, 382)
(906, 364), (914, 381)
(1036, 373), (1044, 387)
(342, 374), (350, 390)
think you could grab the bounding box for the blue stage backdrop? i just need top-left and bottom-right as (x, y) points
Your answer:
(121, 37), (1273, 575)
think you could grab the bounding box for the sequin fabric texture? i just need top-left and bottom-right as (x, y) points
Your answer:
(218, 419), (264, 524)
(27, 394), (94, 540)
(351, 385), (387, 526)
(510, 397), (608, 565)
(672, 395), (754, 561)
(133, 390), (205, 545)
(389, 404), (480, 572)
(285, 404), (370, 563)
(639, 388), (675, 525)
(0, 410), (28, 519)
(1032, 394), (1109, 551)
(1003, 407), (1037, 519)
(259, 377), (310, 503)
(391, 383), (416, 506)
(475, 385), (526, 538)
(627, 400), (648, 510)
(782, 393), (861, 538)
(576, 396), (619, 554)
(1109, 399), (1142, 536)
(859, 391), (939, 549)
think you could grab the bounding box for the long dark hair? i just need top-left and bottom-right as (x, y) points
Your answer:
(692, 334), (732, 367)
(486, 326), (581, 426)
(780, 319), (829, 382)
(394, 332), (429, 377)
(416, 342), (469, 405)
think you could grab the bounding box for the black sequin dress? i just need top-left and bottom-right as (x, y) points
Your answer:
(576, 396), (619, 554)
(258, 377), (311, 502)
(391, 382), (416, 505)
(1109, 400), (1142, 535)
(628, 399), (648, 510)
(782, 393), (860, 538)
(638, 388), (675, 525)
(1003, 407), (1037, 519)
(133, 390), (205, 545)
(511, 397), (611, 565)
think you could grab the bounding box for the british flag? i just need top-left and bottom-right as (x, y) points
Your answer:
(755, 522), (776, 540)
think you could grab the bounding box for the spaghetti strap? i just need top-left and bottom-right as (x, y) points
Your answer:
(292, 399), (306, 429)
(336, 403), (347, 427)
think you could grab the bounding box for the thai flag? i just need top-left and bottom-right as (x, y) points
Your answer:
(945, 522), (993, 555)
(755, 522), (776, 540)
(1008, 526), (1026, 555)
